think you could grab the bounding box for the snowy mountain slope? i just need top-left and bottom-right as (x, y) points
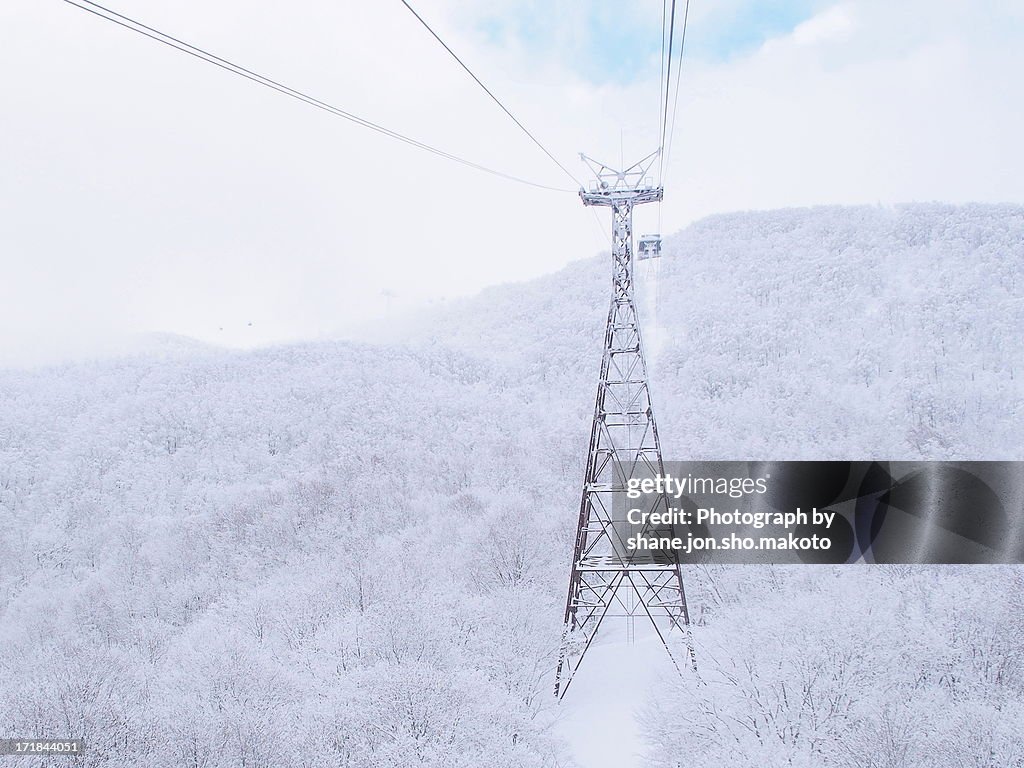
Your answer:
(393, 202), (1024, 460)
(0, 204), (1022, 767)
(0, 343), (577, 767)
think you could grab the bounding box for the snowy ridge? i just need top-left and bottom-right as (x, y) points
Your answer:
(400, 202), (1024, 459)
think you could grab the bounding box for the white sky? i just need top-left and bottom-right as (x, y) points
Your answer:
(1, 0), (1022, 366)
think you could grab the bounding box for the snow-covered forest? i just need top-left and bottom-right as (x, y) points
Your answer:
(1, 204), (1022, 767)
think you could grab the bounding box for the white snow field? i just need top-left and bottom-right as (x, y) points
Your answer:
(1, 204), (1022, 767)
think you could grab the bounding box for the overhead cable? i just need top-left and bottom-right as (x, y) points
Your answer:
(397, 0), (583, 188)
(62, 0), (574, 193)
(662, 0), (692, 189)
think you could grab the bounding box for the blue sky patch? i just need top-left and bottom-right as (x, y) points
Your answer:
(474, 1), (827, 83)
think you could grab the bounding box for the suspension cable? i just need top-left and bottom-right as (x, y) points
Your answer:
(663, 0), (692, 189)
(397, 0), (583, 189)
(62, 0), (575, 193)
(658, 0), (678, 184)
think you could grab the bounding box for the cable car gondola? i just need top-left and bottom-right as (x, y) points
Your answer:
(637, 234), (662, 260)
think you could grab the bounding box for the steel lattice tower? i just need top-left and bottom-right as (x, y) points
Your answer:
(555, 151), (694, 699)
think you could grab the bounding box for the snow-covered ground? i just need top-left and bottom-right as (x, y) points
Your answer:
(556, 628), (680, 768)
(1, 204), (1022, 767)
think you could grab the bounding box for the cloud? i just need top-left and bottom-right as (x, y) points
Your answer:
(791, 5), (855, 45)
(0, 0), (1021, 366)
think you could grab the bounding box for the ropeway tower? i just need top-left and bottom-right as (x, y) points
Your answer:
(554, 150), (695, 699)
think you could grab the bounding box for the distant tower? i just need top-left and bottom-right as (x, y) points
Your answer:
(555, 151), (694, 699)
